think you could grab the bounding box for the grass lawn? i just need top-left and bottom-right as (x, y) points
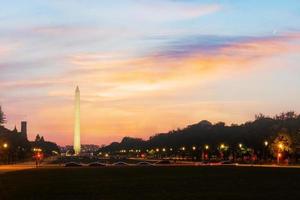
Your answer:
(0, 166), (299, 200)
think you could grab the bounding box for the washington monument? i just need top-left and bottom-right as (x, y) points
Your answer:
(74, 86), (81, 154)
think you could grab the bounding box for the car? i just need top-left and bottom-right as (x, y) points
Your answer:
(65, 162), (82, 167)
(155, 160), (172, 165)
(88, 162), (106, 167)
(112, 161), (129, 166)
(136, 161), (154, 166)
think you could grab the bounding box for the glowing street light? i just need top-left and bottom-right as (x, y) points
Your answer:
(278, 153), (282, 158)
(264, 141), (268, 147)
(263, 141), (269, 161)
(169, 148), (173, 151)
(156, 148), (160, 152)
(36, 153), (42, 159)
(276, 143), (284, 164)
(205, 145), (209, 150)
(239, 143), (243, 148)
(162, 148), (166, 152)
(33, 148), (42, 152)
(277, 152), (282, 164)
(181, 147), (186, 151)
(3, 143), (8, 149)
(192, 146), (196, 151)
(220, 144), (225, 149)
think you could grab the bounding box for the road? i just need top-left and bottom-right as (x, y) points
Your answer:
(0, 164), (35, 174)
(1, 160), (300, 175)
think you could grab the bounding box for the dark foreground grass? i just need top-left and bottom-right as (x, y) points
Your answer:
(0, 166), (300, 200)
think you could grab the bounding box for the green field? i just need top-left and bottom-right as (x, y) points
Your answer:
(0, 166), (299, 200)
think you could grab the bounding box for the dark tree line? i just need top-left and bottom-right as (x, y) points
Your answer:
(100, 112), (300, 159)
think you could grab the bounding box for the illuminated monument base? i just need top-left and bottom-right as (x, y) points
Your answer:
(74, 86), (81, 155)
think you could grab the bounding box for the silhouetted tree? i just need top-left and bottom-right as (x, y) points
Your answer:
(35, 134), (41, 142)
(100, 111), (300, 162)
(0, 105), (6, 125)
(32, 134), (60, 156)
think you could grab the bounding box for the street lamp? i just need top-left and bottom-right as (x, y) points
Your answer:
(203, 145), (209, 161)
(192, 146), (196, 151)
(219, 144), (227, 160)
(3, 143), (9, 164)
(264, 141), (268, 147)
(263, 141), (269, 162)
(277, 152), (282, 164)
(277, 143), (284, 165)
(236, 143), (243, 162)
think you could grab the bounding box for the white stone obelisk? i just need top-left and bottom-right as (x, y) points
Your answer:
(74, 86), (81, 155)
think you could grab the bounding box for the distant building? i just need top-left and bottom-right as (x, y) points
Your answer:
(0, 121), (31, 162)
(81, 144), (100, 153)
(21, 121), (28, 140)
(60, 144), (99, 156)
(0, 121), (28, 140)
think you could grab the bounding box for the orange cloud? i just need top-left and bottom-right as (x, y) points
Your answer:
(3, 32), (300, 145)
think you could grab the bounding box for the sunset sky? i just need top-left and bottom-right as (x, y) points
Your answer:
(1, 0), (300, 146)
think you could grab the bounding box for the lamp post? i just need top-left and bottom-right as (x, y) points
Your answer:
(192, 146), (197, 160)
(220, 144), (225, 160)
(155, 148), (160, 159)
(180, 147), (186, 160)
(3, 143), (9, 164)
(33, 148), (43, 167)
(263, 141), (268, 162)
(236, 143), (243, 162)
(277, 143), (284, 165)
(203, 145), (209, 161)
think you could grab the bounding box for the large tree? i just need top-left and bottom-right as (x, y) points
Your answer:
(0, 105), (6, 125)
